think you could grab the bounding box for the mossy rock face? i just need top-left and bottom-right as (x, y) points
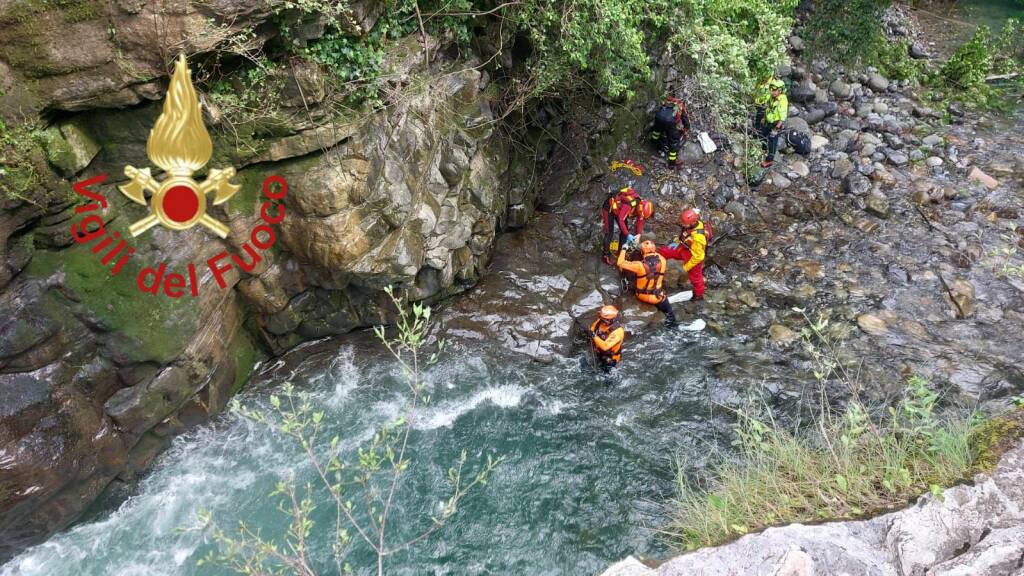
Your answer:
(36, 120), (99, 176)
(26, 222), (201, 365)
(970, 406), (1024, 474)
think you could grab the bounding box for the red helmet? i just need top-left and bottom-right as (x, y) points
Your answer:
(640, 240), (657, 255)
(679, 208), (699, 228)
(599, 305), (619, 321)
(638, 199), (654, 220)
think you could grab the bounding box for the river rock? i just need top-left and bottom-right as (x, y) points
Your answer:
(790, 82), (817, 104)
(865, 191), (891, 218)
(771, 174), (792, 189)
(768, 324), (799, 346)
(968, 167), (999, 190)
(832, 157), (855, 179)
(789, 160), (810, 178)
(829, 79), (853, 100)
(885, 150), (908, 166)
(926, 156), (943, 167)
(922, 134), (943, 147)
(681, 141), (704, 164)
(857, 312), (890, 335)
(789, 35), (805, 52)
(810, 135), (829, 151)
(909, 42), (929, 59)
(785, 116), (810, 134)
(867, 72), (890, 92)
(843, 172), (872, 196)
(803, 108), (826, 124)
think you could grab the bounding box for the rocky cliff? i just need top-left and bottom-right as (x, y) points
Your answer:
(0, 0), (580, 558)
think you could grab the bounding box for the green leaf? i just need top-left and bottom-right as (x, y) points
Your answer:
(835, 474), (848, 492)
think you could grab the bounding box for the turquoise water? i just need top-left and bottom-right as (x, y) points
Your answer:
(2, 326), (800, 575)
(956, 0), (1024, 31)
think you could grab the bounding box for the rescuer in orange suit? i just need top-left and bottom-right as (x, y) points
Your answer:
(617, 240), (677, 327)
(591, 305), (625, 372)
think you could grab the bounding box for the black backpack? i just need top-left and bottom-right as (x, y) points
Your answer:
(785, 130), (812, 156)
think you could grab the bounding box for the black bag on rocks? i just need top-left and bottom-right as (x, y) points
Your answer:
(784, 130), (812, 156)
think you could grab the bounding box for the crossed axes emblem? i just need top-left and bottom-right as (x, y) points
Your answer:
(119, 166), (239, 238)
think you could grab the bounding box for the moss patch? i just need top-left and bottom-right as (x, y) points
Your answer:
(970, 406), (1024, 474)
(226, 327), (263, 394)
(26, 219), (201, 364)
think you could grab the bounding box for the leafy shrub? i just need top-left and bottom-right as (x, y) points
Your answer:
(931, 20), (1023, 107)
(668, 0), (799, 131)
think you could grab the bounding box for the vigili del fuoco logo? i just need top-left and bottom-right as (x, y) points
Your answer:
(69, 54), (288, 298)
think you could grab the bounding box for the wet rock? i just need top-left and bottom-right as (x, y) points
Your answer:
(738, 291), (760, 308)
(948, 102), (966, 117)
(912, 106), (940, 119)
(724, 201), (748, 222)
(865, 192), (891, 218)
(768, 324), (799, 346)
(911, 189), (931, 205)
(968, 167), (999, 190)
(843, 173), (872, 196)
(832, 157), (855, 179)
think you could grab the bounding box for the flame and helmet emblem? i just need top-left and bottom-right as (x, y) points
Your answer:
(118, 54), (239, 238)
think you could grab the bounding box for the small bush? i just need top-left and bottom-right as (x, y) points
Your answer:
(930, 19), (1023, 108)
(668, 377), (978, 550)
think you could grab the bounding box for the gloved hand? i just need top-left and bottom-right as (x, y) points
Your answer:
(625, 234), (636, 246)
(668, 241), (679, 250)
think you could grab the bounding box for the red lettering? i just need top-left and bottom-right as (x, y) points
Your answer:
(260, 201), (285, 224)
(164, 273), (185, 298)
(73, 174), (109, 209)
(250, 224), (275, 250)
(71, 215), (106, 244)
(137, 262), (166, 295)
(231, 244), (262, 273)
(188, 263), (199, 297)
(262, 175), (288, 199)
(207, 251), (233, 289)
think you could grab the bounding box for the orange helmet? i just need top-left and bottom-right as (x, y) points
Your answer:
(638, 199), (654, 220)
(640, 240), (657, 255)
(679, 208), (699, 228)
(599, 305), (619, 321)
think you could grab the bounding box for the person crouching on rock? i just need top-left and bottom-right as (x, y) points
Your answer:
(617, 240), (677, 327)
(591, 305), (625, 372)
(658, 208), (708, 301)
(649, 96), (691, 168)
(755, 79), (788, 168)
(602, 187), (654, 265)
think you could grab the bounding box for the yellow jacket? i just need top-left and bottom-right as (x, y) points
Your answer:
(674, 221), (707, 272)
(765, 93), (789, 125)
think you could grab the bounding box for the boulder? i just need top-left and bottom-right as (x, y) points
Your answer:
(785, 116), (810, 134)
(789, 82), (817, 104)
(829, 79), (854, 99)
(681, 141), (704, 164)
(867, 72), (890, 92)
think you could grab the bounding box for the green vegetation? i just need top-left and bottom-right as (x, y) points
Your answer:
(969, 406), (1024, 474)
(805, 0), (891, 64)
(26, 232), (198, 364)
(669, 377), (977, 550)
(669, 0), (798, 131)
(198, 287), (501, 575)
(0, 118), (59, 205)
(932, 20), (1023, 107)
